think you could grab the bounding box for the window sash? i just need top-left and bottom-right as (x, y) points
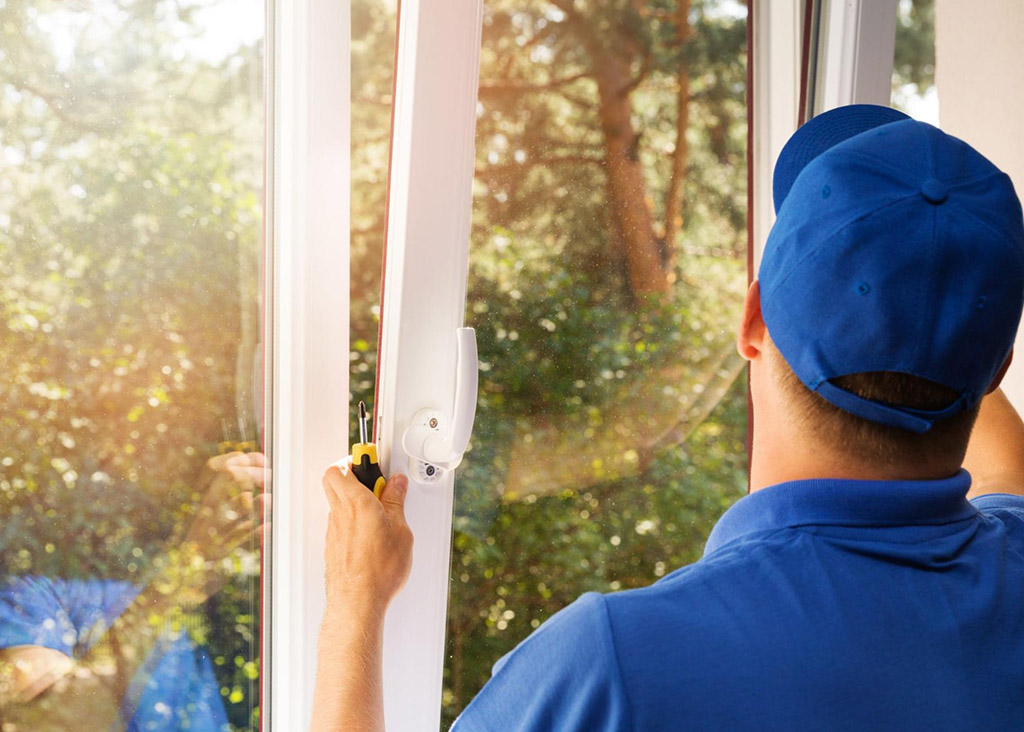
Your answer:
(374, 1), (486, 729)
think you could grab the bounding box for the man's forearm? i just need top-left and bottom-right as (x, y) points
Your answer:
(310, 601), (387, 732)
(964, 389), (1024, 498)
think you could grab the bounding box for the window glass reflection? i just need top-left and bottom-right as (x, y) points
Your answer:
(0, 2), (266, 730)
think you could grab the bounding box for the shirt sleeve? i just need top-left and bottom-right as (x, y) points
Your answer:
(971, 492), (1024, 516)
(0, 576), (75, 654)
(450, 592), (631, 732)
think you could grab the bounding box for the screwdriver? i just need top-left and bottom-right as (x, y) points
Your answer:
(352, 400), (386, 497)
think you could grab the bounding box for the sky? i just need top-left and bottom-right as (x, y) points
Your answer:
(179, 0), (264, 62)
(894, 84), (940, 127)
(36, 0), (263, 69)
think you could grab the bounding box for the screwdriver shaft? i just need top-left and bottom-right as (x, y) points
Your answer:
(358, 400), (369, 444)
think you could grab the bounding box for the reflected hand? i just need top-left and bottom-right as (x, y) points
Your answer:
(186, 451), (267, 561)
(154, 451), (268, 603)
(322, 462), (413, 619)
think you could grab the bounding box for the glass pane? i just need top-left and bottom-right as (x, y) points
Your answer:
(445, 0), (749, 725)
(891, 0), (937, 123)
(350, 0), (397, 426)
(0, 2), (267, 730)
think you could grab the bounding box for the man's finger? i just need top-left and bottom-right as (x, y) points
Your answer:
(206, 452), (245, 471)
(228, 451), (267, 468)
(322, 468), (349, 513)
(226, 465), (266, 486)
(221, 522), (258, 551)
(254, 492), (271, 518)
(379, 473), (409, 524)
(323, 465), (376, 508)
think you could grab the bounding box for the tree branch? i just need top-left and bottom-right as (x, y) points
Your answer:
(11, 80), (109, 135)
(623, 51), (653, 94)
(633, 0), (676, 21)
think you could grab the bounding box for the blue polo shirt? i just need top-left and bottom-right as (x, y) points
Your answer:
(453, 470), (1024, 731)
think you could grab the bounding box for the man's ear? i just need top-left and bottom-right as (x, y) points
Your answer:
(987, 349), (1014, 394)
(737, 279), (766, 361)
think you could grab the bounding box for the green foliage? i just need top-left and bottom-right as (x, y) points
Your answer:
(893, 0), (935, 93)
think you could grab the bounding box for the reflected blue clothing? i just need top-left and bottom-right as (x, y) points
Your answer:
(0, 576), (229, 731)
(453, 471), (1024, 731)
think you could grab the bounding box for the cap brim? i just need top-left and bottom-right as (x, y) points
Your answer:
(773, 104), (911, 214)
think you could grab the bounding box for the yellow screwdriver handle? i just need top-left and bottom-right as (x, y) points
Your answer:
(352, 442), (386, 497)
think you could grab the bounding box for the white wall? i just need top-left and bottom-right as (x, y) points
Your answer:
(935, 0), (1024, 407)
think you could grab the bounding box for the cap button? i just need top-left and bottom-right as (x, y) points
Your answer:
(921, 179), (949, 205)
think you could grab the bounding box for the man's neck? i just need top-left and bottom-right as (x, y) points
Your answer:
(749, 426), (959, 493)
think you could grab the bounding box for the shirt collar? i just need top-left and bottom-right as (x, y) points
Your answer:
(704, 469), (977, 556)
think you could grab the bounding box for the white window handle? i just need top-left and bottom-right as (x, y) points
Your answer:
(401, 327), (478, 482)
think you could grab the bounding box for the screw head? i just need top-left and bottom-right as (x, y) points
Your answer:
(425, 464), (436, 477)
(428, 417), (439, 429)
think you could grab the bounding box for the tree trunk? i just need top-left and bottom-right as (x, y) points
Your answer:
(663, 0), (692, 275)
(593, 50), (670, 297)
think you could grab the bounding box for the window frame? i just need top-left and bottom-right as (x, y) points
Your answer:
(267, 0), (351, 728)
(751, 0), (898, 266)
(750, 0), (805, 269)
(814, 0), (899, 114)
(373, 1), (486, 729)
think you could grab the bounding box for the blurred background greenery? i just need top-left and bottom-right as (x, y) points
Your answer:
(0, 1), (264, 728)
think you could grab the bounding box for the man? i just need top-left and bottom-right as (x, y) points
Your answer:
(0, 451), (266, 731)
(312, 105), (1024, 730)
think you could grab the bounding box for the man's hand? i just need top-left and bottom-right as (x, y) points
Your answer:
(321, 463), (413, 620)
(155, 451), (269, 604)
(311, 464), (413, 732)
(186, 451), (267, 561)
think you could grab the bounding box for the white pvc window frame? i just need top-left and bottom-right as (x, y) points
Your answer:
(268, 0), (350, 728)
(816, 0), (899, 113)
(265, 1), (487, 728)
(374, 2), (485, 730)
(750, 0), (805, 268)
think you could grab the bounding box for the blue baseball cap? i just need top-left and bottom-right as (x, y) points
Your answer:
(760, 104), (1024, 433)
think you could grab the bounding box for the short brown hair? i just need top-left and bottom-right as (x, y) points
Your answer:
(769, 341), (980, 470)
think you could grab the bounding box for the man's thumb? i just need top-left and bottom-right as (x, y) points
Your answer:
(380, 473), (409, 521)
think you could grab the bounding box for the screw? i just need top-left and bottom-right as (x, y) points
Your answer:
(425, 465), (436, 477)
(429, 417), (439, 429)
